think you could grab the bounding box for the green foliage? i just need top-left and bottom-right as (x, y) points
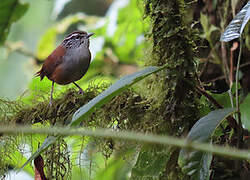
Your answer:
(21, 65), (168, 170)
(37, 28), (57, 60)
(178, 108), (236, 180)
(200, 13), (219, 44)
(241, 94), (250, 130)
(31, 0), (149, 108)
(143, 1), (201, 178)
(95, 153), (131, 180)
(109, 0), (148, 64)
(0, 135), (34, 177)
(144, 0), (200, 133)
(0, 0), (29, 45)
(71, 65), (166, 126)
(131, 146), (171, 179)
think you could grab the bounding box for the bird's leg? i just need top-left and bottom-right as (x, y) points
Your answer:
(49, 81), (55, 106)
(73, 82), (84, 94)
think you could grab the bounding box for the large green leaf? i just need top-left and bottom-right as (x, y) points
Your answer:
(0, 0), (29, 45)
(21, 65), (167, 169)
(70, 65), (166, 126)
(178, 108), (236, 180)
(220, 1), (250, 42)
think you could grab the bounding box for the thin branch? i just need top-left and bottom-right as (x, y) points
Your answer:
(0, 125), (250, 160)
(235, 38), (242, 115)
(196, 86), (223, 108)
(228, 42), (239, 112)
(235, 37), (244, 149)
(221, 41), (230, 84)
(230, 42), (239, 83)
(196, 86), (239, 132)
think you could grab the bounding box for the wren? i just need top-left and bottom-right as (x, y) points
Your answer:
(36, 31), (94, 105)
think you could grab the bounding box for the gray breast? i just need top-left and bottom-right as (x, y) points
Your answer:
(62, 46), (91, 82)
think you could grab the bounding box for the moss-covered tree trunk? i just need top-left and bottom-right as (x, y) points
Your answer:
(133, 0), (201, 179)
(146, 0), (199, 132)
(1, 0), (203, 179)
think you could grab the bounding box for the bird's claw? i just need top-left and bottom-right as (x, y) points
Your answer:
(78, 89), (84, 95)
(48, 100), (53, 107)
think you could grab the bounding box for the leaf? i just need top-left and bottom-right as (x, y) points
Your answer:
(220, 1), (250, 42)
(240, 94), (250, 131)
(186, 108), (235, 141)
(0, 0), (29, 45)
(200, 13), (219, 42)
(178, 108), (236, 180)
(199, 153), (213, 180)
(70, 65), (167, 127)
(20, 65), (167, 170)
(20, 136), (58, 170)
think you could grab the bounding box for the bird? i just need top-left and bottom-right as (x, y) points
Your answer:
(36, 30), (94, 106)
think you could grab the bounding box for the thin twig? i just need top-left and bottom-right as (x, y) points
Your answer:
(196, 86), (239, 132)
(221, 40), (235, 114)
(230, 42), (239, 83)
(235, 37), (243, 149)
(221, 41), (230, 84)
(228, 42), (239, 115)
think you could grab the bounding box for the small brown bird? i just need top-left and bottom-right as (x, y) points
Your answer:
(36, 31), (94, 105)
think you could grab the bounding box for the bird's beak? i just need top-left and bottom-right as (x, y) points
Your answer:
(87, 33), (94, 38)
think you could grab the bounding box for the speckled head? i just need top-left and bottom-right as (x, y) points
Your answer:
(62, 31), (94, 48)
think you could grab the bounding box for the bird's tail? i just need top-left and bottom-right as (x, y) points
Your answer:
(35, 69), (45, 81)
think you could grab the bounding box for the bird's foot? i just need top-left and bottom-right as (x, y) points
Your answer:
(48, 99), (53, 107)
(78, 88), (84, 95)
(73, 82), (84, 95)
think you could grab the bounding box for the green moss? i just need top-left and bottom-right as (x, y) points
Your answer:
(140, 0), (202, 179)
(44, 138), (71, 179)
(144, 0), (200, 135)
(1, 83), (154, 177)
(13, 87), (102, 126)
